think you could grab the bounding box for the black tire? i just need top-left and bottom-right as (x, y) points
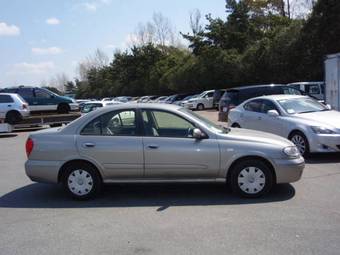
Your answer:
(230, 159), (273, 198)
(231, 123), (241, 128)
(197, 103), (205, 111)
(61, 162), (102, 200)
(57, 104), (70, 114)
(289, 131), (310, 158)
(5, 111), (22, 125)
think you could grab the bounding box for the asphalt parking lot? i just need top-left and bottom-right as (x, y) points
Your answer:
(1, 111), (340, 255)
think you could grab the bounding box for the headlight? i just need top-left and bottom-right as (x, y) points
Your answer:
(311, 126), (336, 134)
(283, 146), (300, 158)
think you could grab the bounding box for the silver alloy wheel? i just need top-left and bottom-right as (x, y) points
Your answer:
(67, 169), (94, 196)
(197, 104), (204, 110)
(291, 134), (306, 155)
(238, 167), (266, 194)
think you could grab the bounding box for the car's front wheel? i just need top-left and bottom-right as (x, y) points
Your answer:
(62, 162), (102, 200)
(289, 131), (309, 157)
(230, 159), (273, 198)
(197, 103), (204, 110)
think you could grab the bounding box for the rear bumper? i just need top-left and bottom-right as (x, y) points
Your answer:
(20, 109), (30, 118)
(25, 160), (61, 184)
(273, 156), (305, 183)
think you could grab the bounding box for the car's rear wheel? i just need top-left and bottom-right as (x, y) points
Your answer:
(5, 110), (22, 125)
(57, 103), (70, 114)
(231, 123), (241, 128)
(230, 159), (273, 198)
(289, 131), (309, 157)
(197, 103), (204, 111)
(62, 162), (102, 200)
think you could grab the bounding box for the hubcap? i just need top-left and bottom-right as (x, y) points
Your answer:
(291, 135), (306, 155)
(67, 169), (93, 196)
(238, 167), (266, 194)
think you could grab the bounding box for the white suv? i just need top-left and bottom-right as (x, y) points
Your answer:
(182, 90), (215, 110)
(0, 93), (30, 124)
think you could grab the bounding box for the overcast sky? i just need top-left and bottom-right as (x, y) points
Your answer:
(0, 0), (226, 87)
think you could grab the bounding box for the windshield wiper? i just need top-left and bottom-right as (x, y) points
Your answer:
(299, 110), (317, 114)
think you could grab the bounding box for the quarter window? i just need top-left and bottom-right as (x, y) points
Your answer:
(81, 110), (137, 136)
(142, 110), (195, 138)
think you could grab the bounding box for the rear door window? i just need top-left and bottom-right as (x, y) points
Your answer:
(81, 110), (138, 136)
(18, 88), (34, 98)
(0, 95), (14, 103)
(244, 99), (263, 113)
(305, 85), (320, 95)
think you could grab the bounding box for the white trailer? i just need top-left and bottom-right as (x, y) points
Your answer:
(325, 53), (340, 110)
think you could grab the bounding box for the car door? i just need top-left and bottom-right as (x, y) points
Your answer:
(203, 91), (214, 108)
(254, 99), (286, 136)
(33, 88), (56, 111)
(77, 109), (144, 179)
(239, 99), (263, 129)
(141, 109), (220, 179)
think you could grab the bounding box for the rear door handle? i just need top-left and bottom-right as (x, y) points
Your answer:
(83, 142), (95, 148)
(147, 144), (159, 149)
(258, 117), (262, 120)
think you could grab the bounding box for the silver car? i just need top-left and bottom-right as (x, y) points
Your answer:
(228, 95), (340, 157)
(25, 104), (304, 199)
(0, 93), (30, 124)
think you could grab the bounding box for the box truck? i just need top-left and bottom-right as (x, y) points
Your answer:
(325, 53), (340, 110)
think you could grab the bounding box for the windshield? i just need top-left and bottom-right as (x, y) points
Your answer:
(179, 108), (230, 134)
(278, 97), (328, 114)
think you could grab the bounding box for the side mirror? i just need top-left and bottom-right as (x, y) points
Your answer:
(326, 104), (332, 110)
(267, 110), (279, 117)
(192, 128), (206, 139)
(50, 95), (55, 98)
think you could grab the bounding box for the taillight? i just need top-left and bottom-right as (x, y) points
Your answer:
(26, 138), (34, 157)
(228, 104), (236, 111)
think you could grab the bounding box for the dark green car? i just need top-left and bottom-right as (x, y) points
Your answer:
(1, 86), (79, 113)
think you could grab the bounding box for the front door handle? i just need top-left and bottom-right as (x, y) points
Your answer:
(258, 117), (262, 120)
(83, 142), (95, 148)
(147, 144), (159, 149)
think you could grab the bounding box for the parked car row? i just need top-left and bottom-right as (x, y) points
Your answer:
(217, 83), (324, 122)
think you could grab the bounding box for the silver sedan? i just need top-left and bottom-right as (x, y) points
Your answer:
(228, 95), (340, 157)
(25, 103), (304, 199)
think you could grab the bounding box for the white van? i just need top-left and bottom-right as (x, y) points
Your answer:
(182, 90), (215, 110)
(288, 82), (325, 101)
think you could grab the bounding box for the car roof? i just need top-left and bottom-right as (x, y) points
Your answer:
(288, 81), (324, 85)
(250, 94), (307, 101)
(227, 84), (285, 91)
(0, 92), (16, 96)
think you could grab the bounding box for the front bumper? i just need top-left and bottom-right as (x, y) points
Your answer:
(308, 133), (340, 153)
(273, 156), (305, 183)
(69, 103), (79, 111)
(25, 160), (61, 184)
(182, 103), (195, 109)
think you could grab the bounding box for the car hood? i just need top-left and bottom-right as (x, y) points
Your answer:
(293, 110), (340, 128)
(218, 128), (293, 148)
